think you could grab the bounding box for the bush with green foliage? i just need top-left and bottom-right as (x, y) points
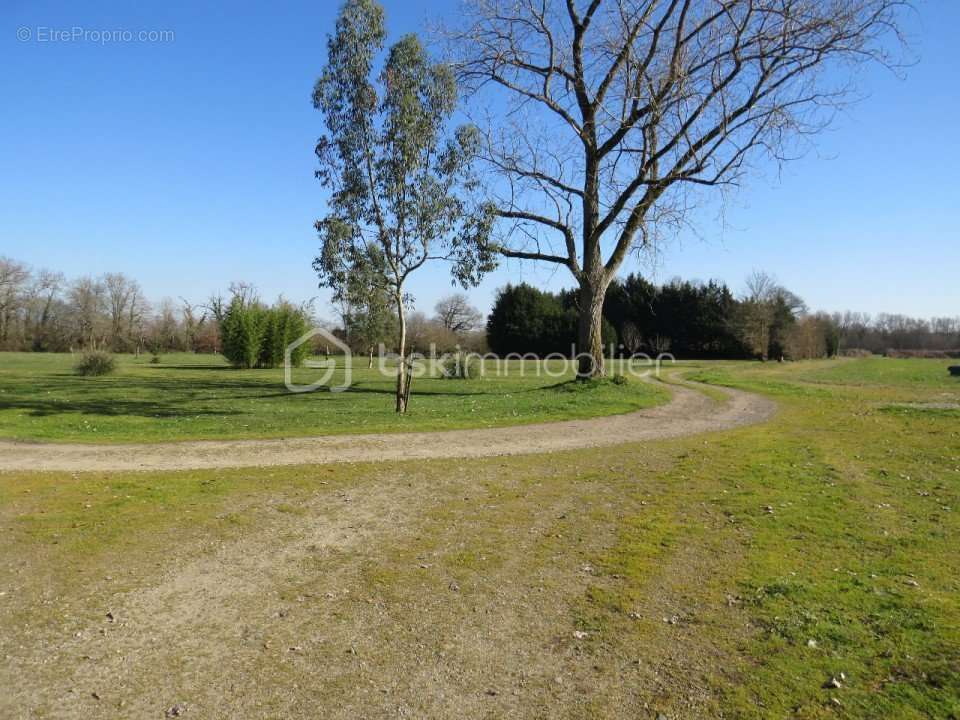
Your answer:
(439, 351), (477, 379)
(74, 350), (117, 376)
(220, 297), (264, 369)
(220, 298), (310, 369)
(259, 302), (309, 369)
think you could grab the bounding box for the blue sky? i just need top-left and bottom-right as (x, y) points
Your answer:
(1, 1), (957, 321)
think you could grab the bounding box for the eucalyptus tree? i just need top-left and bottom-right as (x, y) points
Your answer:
(313, 0), (494, 412)
(448, 0), (909, 376)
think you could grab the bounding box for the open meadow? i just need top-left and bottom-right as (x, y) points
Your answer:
(4, 0), (956, 717)
(0, 352), (667, 442)
(1, 357), (957, 718)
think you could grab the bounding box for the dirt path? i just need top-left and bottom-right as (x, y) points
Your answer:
(0, 383), (775, 472)
(0, 382), (775, 472)
(1, 416), (758, 719)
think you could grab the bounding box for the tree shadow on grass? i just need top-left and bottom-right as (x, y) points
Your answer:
(250, 380), (578, 400)
(38, 373), (294, 395)
(145, 364), (232, 371)
(0, 396), (243, 419)
(1, 373), (585, 419)
(244, 385), (482, 400)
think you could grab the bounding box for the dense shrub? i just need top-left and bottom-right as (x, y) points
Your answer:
(220, 298), (310, 369)
(220, 297), (265, 369)
(74, 350), (117, 376)
(439, 351), (477, 379)
(259, 302), (309, 369)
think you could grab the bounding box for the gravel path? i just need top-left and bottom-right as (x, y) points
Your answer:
(0, 381), (775, 472)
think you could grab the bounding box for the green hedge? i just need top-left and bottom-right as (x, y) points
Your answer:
(220, 299), (309, 369)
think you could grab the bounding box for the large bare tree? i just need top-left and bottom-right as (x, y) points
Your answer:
(448, 0), (908, 375)
(104, 272), (144, 351)
(435, 293), (483, 335)
(0, 257), (31, 348)
(67, 277), (108, 350)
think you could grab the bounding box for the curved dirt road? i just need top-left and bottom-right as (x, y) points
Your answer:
(0, 382), (775, 472)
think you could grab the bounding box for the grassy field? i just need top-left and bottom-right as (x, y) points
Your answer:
(1, 358), (957, 718)
(0, 351), (667, 442)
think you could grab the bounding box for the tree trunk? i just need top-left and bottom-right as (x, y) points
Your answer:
(577, 277), (608, 378)
(395, 297), (408, 413)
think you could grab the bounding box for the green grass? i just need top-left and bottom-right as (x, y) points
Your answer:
(1, 357), (957, 717)
(651, 358), (960, 717)
(766, 356), (957, 390)
(0, 351), (667, 442)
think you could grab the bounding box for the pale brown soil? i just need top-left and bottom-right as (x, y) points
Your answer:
(1, 438), (758, 719)
(0, 382), (775, 473)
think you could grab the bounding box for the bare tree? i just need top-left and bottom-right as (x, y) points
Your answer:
(67, 277), (108, 350)
(738, 270), (805, 359)
(448, 0), (908, 375)
(205, 293), (227, 331)
(744, 270), (777, 305)
(104, 273), (142, 351)
(435, 293), (483, 335)
(127, 292), (150, 355)
(180, 298), (208, 353)
(25, 269), (65, 351)
(150, 298), (182, 352)
(620, 319), (642, 354)
(0, 257), (31, 347)
(785, 314), (829, 359)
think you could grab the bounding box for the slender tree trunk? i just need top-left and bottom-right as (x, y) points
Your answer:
(577, 275), (609, 378)
(395, 296), (408, 413)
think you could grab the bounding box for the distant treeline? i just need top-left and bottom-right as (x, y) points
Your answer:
(2, 256), (957, 360)
(486, 274), (960, 360)
(0, 256), (213, 354)
(0, 257), (310, 365)
(487, 276), (773, 359)
(831, 312), (960, 355)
